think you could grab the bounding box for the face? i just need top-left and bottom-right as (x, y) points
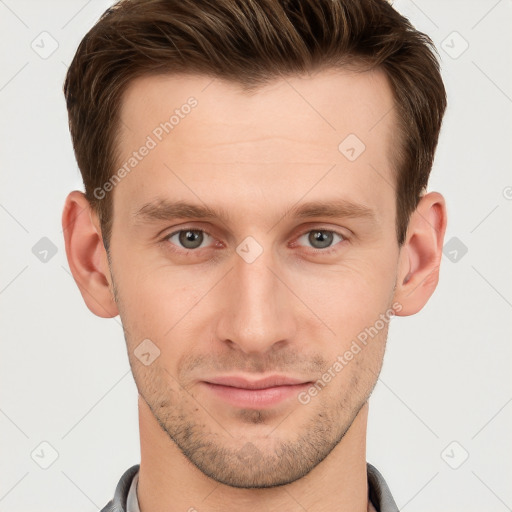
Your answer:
(108, 69), (402, 488)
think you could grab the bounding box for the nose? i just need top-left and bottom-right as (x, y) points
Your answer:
(214, 242), (297, 355)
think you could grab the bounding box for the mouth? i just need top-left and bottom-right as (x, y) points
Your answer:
(202, 375), (312, 408)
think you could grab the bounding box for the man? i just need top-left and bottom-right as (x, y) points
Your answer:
(61, 0), (447, 510)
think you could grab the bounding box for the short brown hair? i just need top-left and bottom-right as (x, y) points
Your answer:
(64, 0), (447, 250)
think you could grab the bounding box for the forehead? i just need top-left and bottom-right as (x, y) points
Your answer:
(114, 68), (397, 226)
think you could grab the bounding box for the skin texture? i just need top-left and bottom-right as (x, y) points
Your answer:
(62, 68), (447, 512)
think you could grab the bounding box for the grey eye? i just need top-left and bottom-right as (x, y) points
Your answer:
(298, 230), (344, 250)
(168, 229), (211, 250)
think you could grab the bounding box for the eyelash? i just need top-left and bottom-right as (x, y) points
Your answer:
(161, 226), (348, 256)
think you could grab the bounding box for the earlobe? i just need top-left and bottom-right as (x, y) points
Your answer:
(393, 192), (447, 316)
(62, 190), (119, 318)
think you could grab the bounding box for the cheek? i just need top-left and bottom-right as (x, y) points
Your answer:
(114, 258), (206, 336)
(290, 255), (397, 332)
(328, 319), (389, 395)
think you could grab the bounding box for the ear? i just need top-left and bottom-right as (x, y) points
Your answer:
(393, 191), (447, 316)
(62, 190), (119, 318)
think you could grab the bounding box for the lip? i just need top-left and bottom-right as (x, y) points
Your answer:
(202, 375), (312, 408)
(205, 375), (309, 389)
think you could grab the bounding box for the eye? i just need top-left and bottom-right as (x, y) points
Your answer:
(161, 227), (347, 256)
(295, 229), (345, 252)
(164, 229), (215, 250)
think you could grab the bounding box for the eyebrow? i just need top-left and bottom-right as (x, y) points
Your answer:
(132, 197), (376, 225)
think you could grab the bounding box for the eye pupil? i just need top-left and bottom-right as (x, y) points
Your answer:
(309, 230), (333, 249)
(179, 230), (203, 249)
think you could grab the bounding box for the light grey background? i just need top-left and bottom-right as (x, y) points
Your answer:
(1, 1), (511, 511)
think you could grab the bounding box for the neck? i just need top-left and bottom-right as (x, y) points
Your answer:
(137, 396), (370, 512)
